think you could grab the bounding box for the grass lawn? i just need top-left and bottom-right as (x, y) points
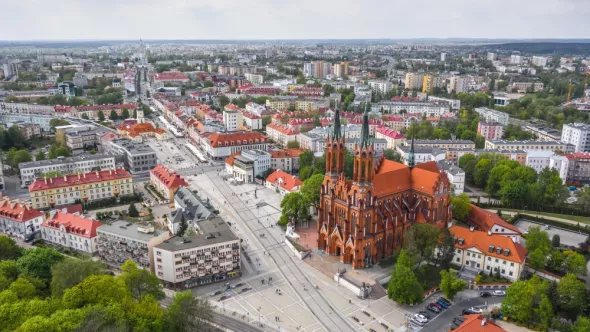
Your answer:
(500, 209), (590, 224)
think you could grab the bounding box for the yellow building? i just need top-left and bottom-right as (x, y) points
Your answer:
(422, 74), (436, 93)
(29, 169), (134, 209)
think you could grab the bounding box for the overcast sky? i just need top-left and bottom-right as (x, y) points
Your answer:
(2, 0), (589, 40)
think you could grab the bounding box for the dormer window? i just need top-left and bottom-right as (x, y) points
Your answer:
(496, 246), (502, 255)
(488, 245), (495, 253)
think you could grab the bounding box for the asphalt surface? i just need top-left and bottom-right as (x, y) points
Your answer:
(418, 295), (503, 331)
(515, 219), (588, 247)
(211, 312), (264, 332)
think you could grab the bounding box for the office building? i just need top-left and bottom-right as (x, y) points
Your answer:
(510, 55), (522, 64)
(41, 211), (103, 254)
(19, 154), (116, 188)
(223, 106), (243, 131)
(531, 56), (548, 67)
(485, 139), (573, 153)
(474, 107), (510, 126)
(2, 62), (18, 78)
(427, 96), (461, 110)
(106, 139), (158, 174)
(561, 123), (590, 152)
(368, 80), (393, 95)
(0, 197), (44, 240)
(97, 221), (171, 270)
(29, 169), (134, 209)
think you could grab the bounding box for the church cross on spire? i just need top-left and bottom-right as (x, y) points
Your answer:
(360, 103), (370, 148)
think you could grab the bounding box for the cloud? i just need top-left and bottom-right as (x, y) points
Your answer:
(1, 0), (589, 40)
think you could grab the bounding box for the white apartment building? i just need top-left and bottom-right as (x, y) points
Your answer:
(549, 155), (569, 183)
(396, 146), (446, 165)
(0, 102), (54, 115)
(487, 52), (497, 61)
(485, 139), (574, 153)
(19, 154), (116, 188)
(427, 96), (461, 110)
(372, 101), (447, 116)
(154, 221), (240, 289)
(448, 225), (527, 282)
(525, 150), (553, 173)
(440, 53), (447, 61)
(226, 149), (271, 183)
(223, 110), (243, 131)
(41, 211), (103, 254)
(242, 112), (262, 130)
(511, 82), (544, 92)
(561, 123), (590, 152)
(510, 55), (522, 64)
(0, 198), (45, 240)
(531, 56), (548, 67)
(447, 76), (469, 94)
(437, 160), (465, 195)
(265, 123), (299, 147)
(245, 73), (264, 86)
(245, 102), (267, 116)
(2, 63), (18, 77)
(368, 80), (393, 95)
(474, 107), (510, 126)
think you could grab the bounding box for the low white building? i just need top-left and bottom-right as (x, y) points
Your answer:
(200, 131), (269, 160)
(265, 170), (303, 195)
(549, 155), (569, 184)
(396, 146), (446, 165)
(242, 112), (262, 130)
(0, 198), (45, 240)
(437, 160), (465, 195)
(448, 225), (527, 282)
(41, 211), (103, 254)
(265, 123), (300, 147)
(525, 150), (554, 173)
(225, 150), (271, 183)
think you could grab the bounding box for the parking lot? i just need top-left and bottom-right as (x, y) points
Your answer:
(515, 219), (588, 247)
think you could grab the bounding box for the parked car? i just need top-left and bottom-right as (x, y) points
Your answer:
(430, 302), (443, 310)
(493, 290), (506, 296)
(453, 316), (466, 324)
(418, 310), (431, 319)
(427, 304), (441, 313)
(462, 309), (479, 315)
(438, 297), (452, 306)
(436, 299), (449, 309)
(467, 307), (483, 313)
(413, 314), (428, 324)
(479, 291), (492, 298)
(410, 318), (425, 326)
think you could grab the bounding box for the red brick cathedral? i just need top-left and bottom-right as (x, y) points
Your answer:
(317, 107), (452, 269)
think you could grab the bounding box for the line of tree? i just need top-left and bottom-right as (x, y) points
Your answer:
(0, 235), (215, 332)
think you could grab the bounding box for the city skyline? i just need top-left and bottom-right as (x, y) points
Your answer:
(2, 0), (589, 40)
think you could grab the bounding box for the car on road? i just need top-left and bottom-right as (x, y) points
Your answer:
(467, 307), (483, 313)
(543, 225), (551, 230)
(427, 304), (441, 313)
(493, 290), (506, 296)
(479, 291), (492, 297)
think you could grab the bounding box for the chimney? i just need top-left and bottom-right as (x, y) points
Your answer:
(45, 178), (48, 185)
(78, 173), (81, 180)
(481, 318), (486, 326)
(64, 175), (67, 182)
(487, 230), (492, 236)
(83, 173), (86, 178)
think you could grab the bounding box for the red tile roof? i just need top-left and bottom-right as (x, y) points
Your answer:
(270, 149), (305, 158)
(0, 199), (44, 223)
(565, 152), (590, 160)
(150, 164), (188, 190)
(42, 211), (102, 239)
(266, 170), (303, 191)
(76, 104), (138, 112)
(373, 160), (443, 196)
(450, 225), (527, 264)
(225, 152), (241, 167)
(467, 205), (521, 234)
(454, 314), (506, 332)
(266, 122), (300, 135)
(154, 71), (189, 81)
(375, 127), (405, 139)
(29, 169), (131, 192)
(207, 131), (268, 147)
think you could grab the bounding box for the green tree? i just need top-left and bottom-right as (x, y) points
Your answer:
(301, 174), (323, 211)
(176, 215), (188, 237)
(459, 154), (477, 184)
(35, 150), (46, 161)
(8, 277), (38, 300)
(485, 165), (511, 196)
(122, 108), (130, 119)
(557, 273), (588, 319)
(8, 125), (27, 149)
(128, 203), (139, 218)
(387, 250), (423, 304)
(436, 227), (457, 269)
(547, 250), (564, 272)
(62, 274), (130, 309)
(126, 295), (164, 331)
(165, 291), (214, 332)
(565, 252), (587, 276)
(499, 179), (529, 205)
(110, 110), (118, 120)
(450, 193), (472, 220)
(501, 276), (549, 324)
(261, 115), (272, 128)
(536, 168), (568, 205)
(403, 223), (442, 265)
(5, 148), (33, 170)
(49, 119), (70, 130)
(17, 247), (64, 282)
(0, 260), (20, 281)
(572, 316), (590, 332)
(383, 149), (402, 162)
(299, 150), (315, 170)
(286, 141), (300, 149)
(278, 192), (310, 226)
(528, 248), (547, 270)
(439, 270), (466, 300)
(551, 234), (560, 248)
(298, 166), (313, 181)
(526, 226), (552, 254)
(0, 235), (24, 260)
(534, 295), (553, 331)
(119, 260), (164, 301)
(50, 259), (108, 297)
(473, 158), (492, 188)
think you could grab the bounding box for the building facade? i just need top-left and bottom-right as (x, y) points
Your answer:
(0, 198), (45, 240)
(41, 211), (103, 254)
(317, 109), (452, 269)
(561, 123), (590, 152)
(107, 139), (158, 174)
(474, 107), (510, 126)
(149, 164), (188, 202)
(477, 122), (504, 140)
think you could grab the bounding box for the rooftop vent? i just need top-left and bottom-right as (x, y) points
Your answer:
(488, 245), (495, 253)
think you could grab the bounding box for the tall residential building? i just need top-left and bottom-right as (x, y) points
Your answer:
(341, 61), (349, 75)
(474, 107), (510, 126)
(333, 63), (343, 77)
(2, 62), (18, 78)
(531, 56), (548, 67)
(404, 72), (423, 90)
(422, 74), (443, 94)
(447, 76), (468, 94)
(477, 122), (504, 140)
(440, 53), (447, 62)
(223, 109), (243, 131)
(368, 80), (393, 95)
(487, 52), (497, 61)
(510, 55), (522, 64)
(561, 123), (590, 152)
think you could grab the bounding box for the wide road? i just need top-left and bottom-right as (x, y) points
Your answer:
(205, 174), (355, 332)
(211, 312), (264, 332)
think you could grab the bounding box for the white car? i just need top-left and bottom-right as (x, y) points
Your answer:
(493, 290), (506, 296)
(467, 307), (483, 313)
(413, 314), (428, 324)
(543, 225), (551, 230)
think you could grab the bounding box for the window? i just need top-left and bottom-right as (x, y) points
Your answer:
(456, 258), (460, 262)
(510, 262), (514, 267)
(501, 269), (505, 274)
(509, 271), (513, 276)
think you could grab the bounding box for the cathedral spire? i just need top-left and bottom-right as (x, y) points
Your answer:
(360, 103), (370, 148)
(333, 107), (342, 140)
(408, 129), (415, 168)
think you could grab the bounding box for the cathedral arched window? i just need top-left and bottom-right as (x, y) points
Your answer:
(364, 214), (371, 235)
(351, 214), (357, 234)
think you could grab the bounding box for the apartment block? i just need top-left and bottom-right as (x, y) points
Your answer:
(477, 122), (504, 140)
(474, 107), (510, 126)
(561, 123), (590, 152)
(0, 197), (44, 240)
(485, 139), (574, 153)
(106, 139), (158, 174)
(41, 211), (102, 254)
